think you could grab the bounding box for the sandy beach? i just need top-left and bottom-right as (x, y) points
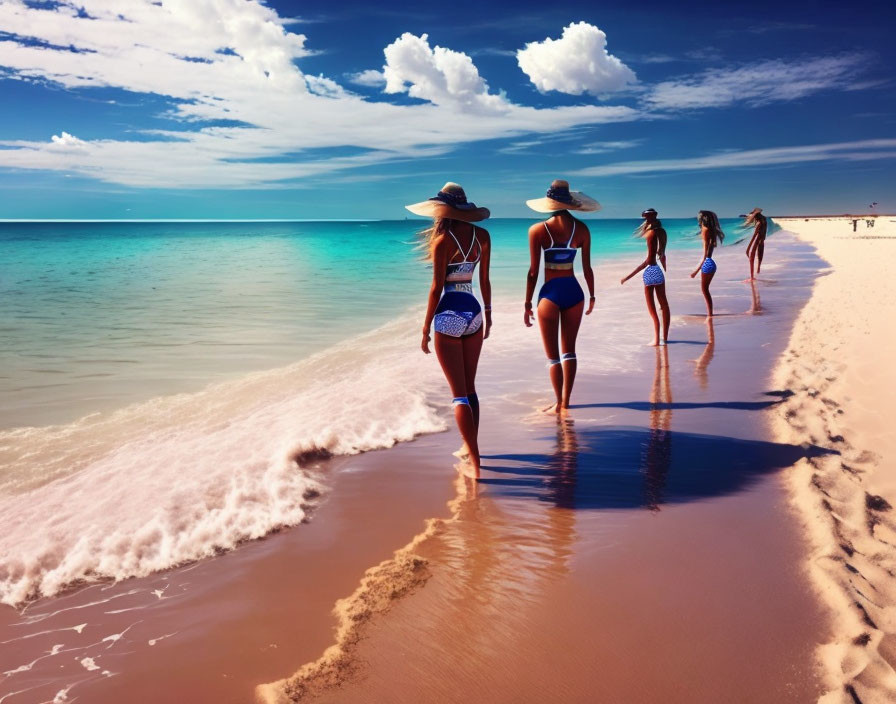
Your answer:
(771, 215), (896, 702)
(1, 227), (836, 703)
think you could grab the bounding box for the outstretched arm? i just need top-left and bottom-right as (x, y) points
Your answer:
(579, 223), (596, 314)
(621, 233), (656, 284)
(524, 225), (542, 326)
(478, 230), (492, 339)
(421, 236), (447, 353)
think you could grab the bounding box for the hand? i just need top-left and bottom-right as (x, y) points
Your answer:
(620, 276), (627, 285)
(586, 297), (595, 315)
(524, 305), (534, 327)
(484, 311), (492, 340)
(690, 271), (698, 278)
(421, 330), (431, 354)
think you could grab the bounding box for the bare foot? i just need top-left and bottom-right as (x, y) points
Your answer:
(542, 401), (562, 413)
(455, 460), (479, 480)
(453, 444), (471, 459)
(647, 339), (659, 347)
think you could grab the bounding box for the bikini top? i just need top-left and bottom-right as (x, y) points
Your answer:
(444, 227), (480, 294)
(543, 221), (577, 270)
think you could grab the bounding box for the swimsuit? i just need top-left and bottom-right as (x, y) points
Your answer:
(700, 257), (717, 275)
(433, 227), (482, 338)
(537, 221), (585, 310)
(643, 264), (665, 286)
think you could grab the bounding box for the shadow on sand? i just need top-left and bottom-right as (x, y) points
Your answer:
(480, 423), (834, 511)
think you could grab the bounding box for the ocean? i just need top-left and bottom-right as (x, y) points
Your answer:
(0, 217), (749, 605)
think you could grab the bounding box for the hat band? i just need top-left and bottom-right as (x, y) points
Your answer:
(545, 186), (576, 205)
(431, 190), (475, 209)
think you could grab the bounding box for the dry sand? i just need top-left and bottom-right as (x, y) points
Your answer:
(771, 215), (896, 703)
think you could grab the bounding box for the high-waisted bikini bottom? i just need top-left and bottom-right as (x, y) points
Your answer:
(434, 291), (482, 337)
(538, 276), (585, 311)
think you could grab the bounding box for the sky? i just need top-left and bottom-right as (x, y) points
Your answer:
(0, 0), (894, 219)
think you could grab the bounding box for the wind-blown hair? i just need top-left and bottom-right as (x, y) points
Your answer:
(636, 219), (667, 257)
(697, 210), (725, 247)
(417, 217), (450, 261)
(742, 210), (766, 227)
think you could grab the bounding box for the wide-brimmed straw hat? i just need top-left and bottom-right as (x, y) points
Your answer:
(405, 182), (490, 222)
(526, 179), (601, 213)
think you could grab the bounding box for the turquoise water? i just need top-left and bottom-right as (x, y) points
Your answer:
(0, 218), (748, 428)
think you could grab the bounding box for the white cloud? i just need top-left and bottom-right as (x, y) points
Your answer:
(382, 32), (508, 113)
(347, 69), (386, 87)
(575, 140), (642, 155)
(50, 131), (87, 149)
(573, 139), (896, 177)
(649, 55), (866, 110)
(517, 22), (637, 96)
(0, 5), (638, 188)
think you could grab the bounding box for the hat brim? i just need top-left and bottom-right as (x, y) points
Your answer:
(526, 191), (601, 213)
(405, 201), (490, 222)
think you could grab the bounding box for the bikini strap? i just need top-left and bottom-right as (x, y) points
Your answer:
(543, 222), (556, 248)
(447, 227), (477, 263)
(566, 220), (576, 248)
(469, 225), (480, 263)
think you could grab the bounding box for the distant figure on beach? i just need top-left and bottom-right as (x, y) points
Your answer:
(744, 208), (767, 280)
(689, 210), (725, 316)
(524, 180), (599, 413)
(408, 183), (492, 478)
(621, 208), (670, 346)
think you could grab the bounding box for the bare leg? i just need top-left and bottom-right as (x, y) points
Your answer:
(747, 242), (757, 281)
(700, 270), (715, 316)
(454, 332), (484, 459)
(756, 240), (765, 274)
(537, 298), (563, 412)
(559, 300), (584, 408)
(644, 286), (660, 346)
(655, 284), (671, 343)
(434, 332), (481, 476)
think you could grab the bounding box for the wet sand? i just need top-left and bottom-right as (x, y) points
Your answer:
(1, 231), (831, 703)
(771, 216), (896, 702)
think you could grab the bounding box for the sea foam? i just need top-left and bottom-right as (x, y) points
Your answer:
(0, 314), (446, 606)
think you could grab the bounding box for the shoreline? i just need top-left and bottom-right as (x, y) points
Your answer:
(2, 229), (833, 703)
(771, 216), (896, 702)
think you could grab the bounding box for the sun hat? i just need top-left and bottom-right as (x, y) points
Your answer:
(641, 208), (658, 218)
(526, 179), (601, 213)
(748, 207), (762, 215)
(405, 182), (490, 222)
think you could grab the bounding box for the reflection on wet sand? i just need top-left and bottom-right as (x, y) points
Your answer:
(748, 279), (762, 315)
(644, 346), (672, 511)
(692, 317), (715, 390)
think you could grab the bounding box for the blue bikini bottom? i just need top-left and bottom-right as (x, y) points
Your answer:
(643, 265), (665, 286)
(538, 276), (585, 311)
(701, 257), (717, 275)
(434, 291), (482, 337)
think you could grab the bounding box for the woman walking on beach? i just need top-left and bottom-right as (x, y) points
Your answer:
(524, 180), (598, 414)
(689, 210), (725, 316)
(621, 208), (670, 346)
(408, 183), (491, 477)
(744, 207), (767, 280)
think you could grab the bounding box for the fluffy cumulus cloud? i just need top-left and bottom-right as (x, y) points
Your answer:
(517, 22), (637, 96)
(0, 3), (637, 188)
(382, 33), (507, 113)
(348, 69), (386, 87)
(648, 55), (868, 110)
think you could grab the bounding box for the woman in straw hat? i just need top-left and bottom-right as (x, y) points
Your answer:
(407, 183), (492, 477)
(524, 180), (598, 414)
(621, 208), (670, 346)
(689, 210), (725, 316)
(743, 208), (767, 281)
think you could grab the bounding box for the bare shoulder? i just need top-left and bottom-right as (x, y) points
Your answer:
(575, 218), (592, 236)
(431, 232), (449, 253)
(528, 221), (545, 241)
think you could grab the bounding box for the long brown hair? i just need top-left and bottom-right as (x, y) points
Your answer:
(698, 210), (725, 247)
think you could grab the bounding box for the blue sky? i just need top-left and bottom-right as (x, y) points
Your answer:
(0, 0), (894, 219)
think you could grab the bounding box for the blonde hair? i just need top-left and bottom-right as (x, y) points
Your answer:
(417, 217), (450, 261)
